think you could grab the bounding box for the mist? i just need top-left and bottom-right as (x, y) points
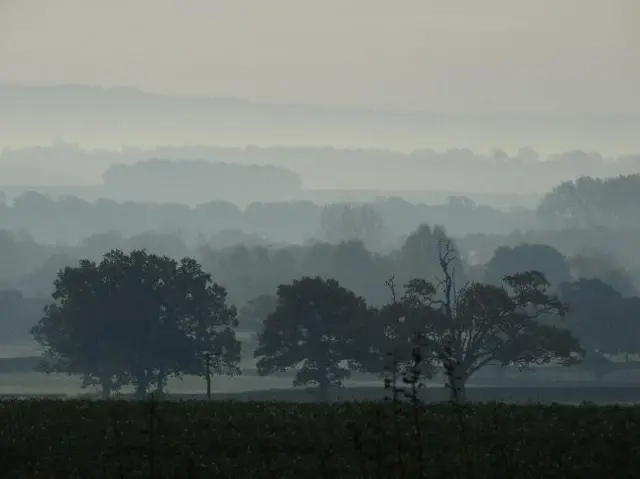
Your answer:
(1, 2), (640, 476)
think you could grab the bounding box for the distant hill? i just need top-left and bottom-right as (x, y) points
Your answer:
(1, 143), (640, 207)
(2, 83), (640, 153)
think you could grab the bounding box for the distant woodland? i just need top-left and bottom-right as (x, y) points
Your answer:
(0, 169), (639, 345)
(0, 130), (639, 392)
(2, 144), (640, 206)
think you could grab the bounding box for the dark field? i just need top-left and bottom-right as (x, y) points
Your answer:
(0, 400), (639, 478)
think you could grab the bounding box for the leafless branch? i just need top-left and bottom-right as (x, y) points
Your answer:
(384, 275), (398, 305)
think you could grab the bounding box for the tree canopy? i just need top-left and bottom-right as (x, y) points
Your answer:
(393, 241), (583, 401)
(537, 174), (640, 229)
(253, 276), (377, 401)
(31, 249), (240, 398)
(484, 244), (571, 288)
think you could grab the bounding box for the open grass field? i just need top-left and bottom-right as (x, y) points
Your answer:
(0, 370), (382, 397)
(0, 399), (638, 478)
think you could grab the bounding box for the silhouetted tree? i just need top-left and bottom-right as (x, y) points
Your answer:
(31, 257), (128, 398)
(537, 174), (640, 229)
(31, 249), (240, 398)
(319, 203), (385, 249)
(254, 276), (376, 401)
(396, 224), (466, 291)
(172, 257), (242, 393)
(485, 244), (571, 288)
(374, 276), (436, 382)
(402, 241), (582, 402)
(560, 278), (640, 380)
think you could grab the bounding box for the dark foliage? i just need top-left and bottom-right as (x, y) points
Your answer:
(0, 400), (638, 478)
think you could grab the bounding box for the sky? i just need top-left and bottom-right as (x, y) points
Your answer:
(0, 0), (639, 114)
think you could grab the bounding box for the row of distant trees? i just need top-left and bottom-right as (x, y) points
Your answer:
(0, 190), (530, 245)
(4, 143), (640, 201)
(1, 169), (639, 261)
(2, 172), (639, 256)
(3, 173), (639, 247)
(5, 223), (639, 352)
(32, 241), (594, 401)
(32, 250), (242, 399)
(537, 174), (640, 229)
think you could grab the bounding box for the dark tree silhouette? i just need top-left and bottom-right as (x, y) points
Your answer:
(172, 256), (242, 394)
(401, 241), (583, 402)
(31, 249), (240, 398)
(485, 244), (571, 288)
(560, 278), (640, 380)
(537, 174), (640, 229)
(253, 276), (376, 401)
(30, 257), (127, 398)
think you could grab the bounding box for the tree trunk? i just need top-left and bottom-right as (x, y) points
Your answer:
(135, 385), (146, 399)
(100, 378), (112, 399)
(317, 382), (331, 403)
(315, 353), (331, 402)
(135, 373), (149, 399)
(156, 379), (165, 396)
(155, 369), (167, 397)
(447, 369), (468, 404)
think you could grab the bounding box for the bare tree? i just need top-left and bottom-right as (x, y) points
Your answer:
(402, 240), (583, 403)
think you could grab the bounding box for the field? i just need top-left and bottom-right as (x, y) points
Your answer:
(0, 400), (639, 478)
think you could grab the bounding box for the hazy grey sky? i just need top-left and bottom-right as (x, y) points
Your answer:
(1, 0), (638, 113)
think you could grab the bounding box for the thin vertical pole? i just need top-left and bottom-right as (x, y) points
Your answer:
(205, 353), (212, 400)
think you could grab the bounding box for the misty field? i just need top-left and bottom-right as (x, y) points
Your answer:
(0, 400), (637, 478)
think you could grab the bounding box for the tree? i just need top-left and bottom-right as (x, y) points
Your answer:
(238, 294), (277, 332)
(446, 196), (476, 210)
(375, 276), (436, 384)
(396, 224), (466, 291)
(559, 278), (640, 380)
(319, 203), (385, 250)
(96, 249), (195, 397)
(253, 276), (376, 401)
(400, 241), (583, 402)
(536, 174), (640, 229)
(31, 258), (127, 399)
(485, 244), (571, 288)
(169, 256), (242, 396)
(568, 251), (638, 297)
(31, 249), (241, 399)
(560, 278), (631, 355)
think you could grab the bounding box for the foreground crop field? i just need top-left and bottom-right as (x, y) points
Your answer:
(0, 400), (638, 478)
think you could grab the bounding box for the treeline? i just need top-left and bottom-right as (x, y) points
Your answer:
(0, 191), (534, 245)
(2, 221), (640, 309)
(30, 245), (580, 401)
(2, 171), (639, 246)
(537, 174), (640, 229)
(3, 143), (640, 198)
(101, 159), (303, 205)
(4, 224), (640, 387)
(30, 239), (640, 402)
